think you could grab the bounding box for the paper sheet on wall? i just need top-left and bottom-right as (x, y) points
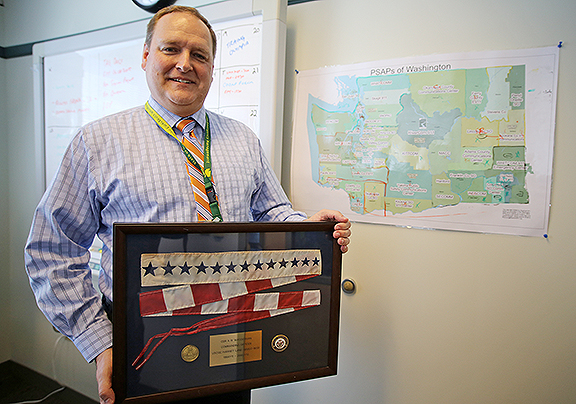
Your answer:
(291, 47), (559, 237)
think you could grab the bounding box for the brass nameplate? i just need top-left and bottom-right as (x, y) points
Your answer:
(209, 330), (262, 367)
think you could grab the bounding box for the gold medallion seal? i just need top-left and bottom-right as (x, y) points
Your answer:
(181, 345), (200, 362)
(271, 335), (289, 352)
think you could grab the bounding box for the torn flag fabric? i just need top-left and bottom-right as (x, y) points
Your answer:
(133, 249), (322, 369)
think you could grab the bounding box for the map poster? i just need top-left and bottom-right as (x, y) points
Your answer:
(291, 47), (559, 237)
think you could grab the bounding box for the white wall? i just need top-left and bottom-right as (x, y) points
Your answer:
(2, 0), (576, 403)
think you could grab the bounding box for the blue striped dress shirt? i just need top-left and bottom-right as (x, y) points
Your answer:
(24, 98), (305, 362)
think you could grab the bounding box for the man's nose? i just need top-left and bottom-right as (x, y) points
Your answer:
(175, 52), (192, 72)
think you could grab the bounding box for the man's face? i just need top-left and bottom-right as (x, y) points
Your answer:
(142, 12), (214, 117)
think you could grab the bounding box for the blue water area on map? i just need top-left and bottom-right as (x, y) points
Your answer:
(334, 75), (361, 111)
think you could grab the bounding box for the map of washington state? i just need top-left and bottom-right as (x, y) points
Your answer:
(308, 65), (531, 215)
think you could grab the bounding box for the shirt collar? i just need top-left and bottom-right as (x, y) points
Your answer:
(147, 97), (207, 132)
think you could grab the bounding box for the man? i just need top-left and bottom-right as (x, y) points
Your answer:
(25, 6), (350, 404)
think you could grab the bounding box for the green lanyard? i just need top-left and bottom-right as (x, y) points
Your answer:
(145, 101), (223, 222)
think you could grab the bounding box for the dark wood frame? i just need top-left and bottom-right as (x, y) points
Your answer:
(113, 222), (342, 403)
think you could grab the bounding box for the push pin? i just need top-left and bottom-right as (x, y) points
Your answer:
(341, 278), (356, 294)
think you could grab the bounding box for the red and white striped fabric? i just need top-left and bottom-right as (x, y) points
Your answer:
(140, 275), (319, 316)
(146, 289), (321, 316)
(139, 249), (322, 316)
(133, 250), (323, 369)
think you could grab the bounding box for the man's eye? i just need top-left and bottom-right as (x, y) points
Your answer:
(161, 47), (178, 53)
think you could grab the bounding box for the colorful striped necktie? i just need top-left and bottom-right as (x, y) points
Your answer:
(175, 118), (213, 221)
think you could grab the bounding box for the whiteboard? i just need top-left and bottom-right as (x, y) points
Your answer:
(33, 0), (287, 188)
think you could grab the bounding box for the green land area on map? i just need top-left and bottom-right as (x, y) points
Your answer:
(310, 66), (531, 215)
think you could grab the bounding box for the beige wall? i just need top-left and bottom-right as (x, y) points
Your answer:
(2, 0), (575, 403)
(258, 0), (576, 403)
(0, 52), (10, 364)
(1, 0), (10, 366)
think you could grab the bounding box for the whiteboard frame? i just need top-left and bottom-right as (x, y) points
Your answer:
(33, 0), (287, 192)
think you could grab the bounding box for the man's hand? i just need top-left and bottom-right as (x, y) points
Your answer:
(95, 348), (115, 404)
(306, 209), (351, 253)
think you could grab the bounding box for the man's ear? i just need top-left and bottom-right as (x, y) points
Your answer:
(141, 43), (150, 71)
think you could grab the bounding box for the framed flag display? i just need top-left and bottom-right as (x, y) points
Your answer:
(112, 222), (342, 403)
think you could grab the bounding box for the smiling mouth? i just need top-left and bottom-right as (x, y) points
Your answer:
(170, 78), (193, 84)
